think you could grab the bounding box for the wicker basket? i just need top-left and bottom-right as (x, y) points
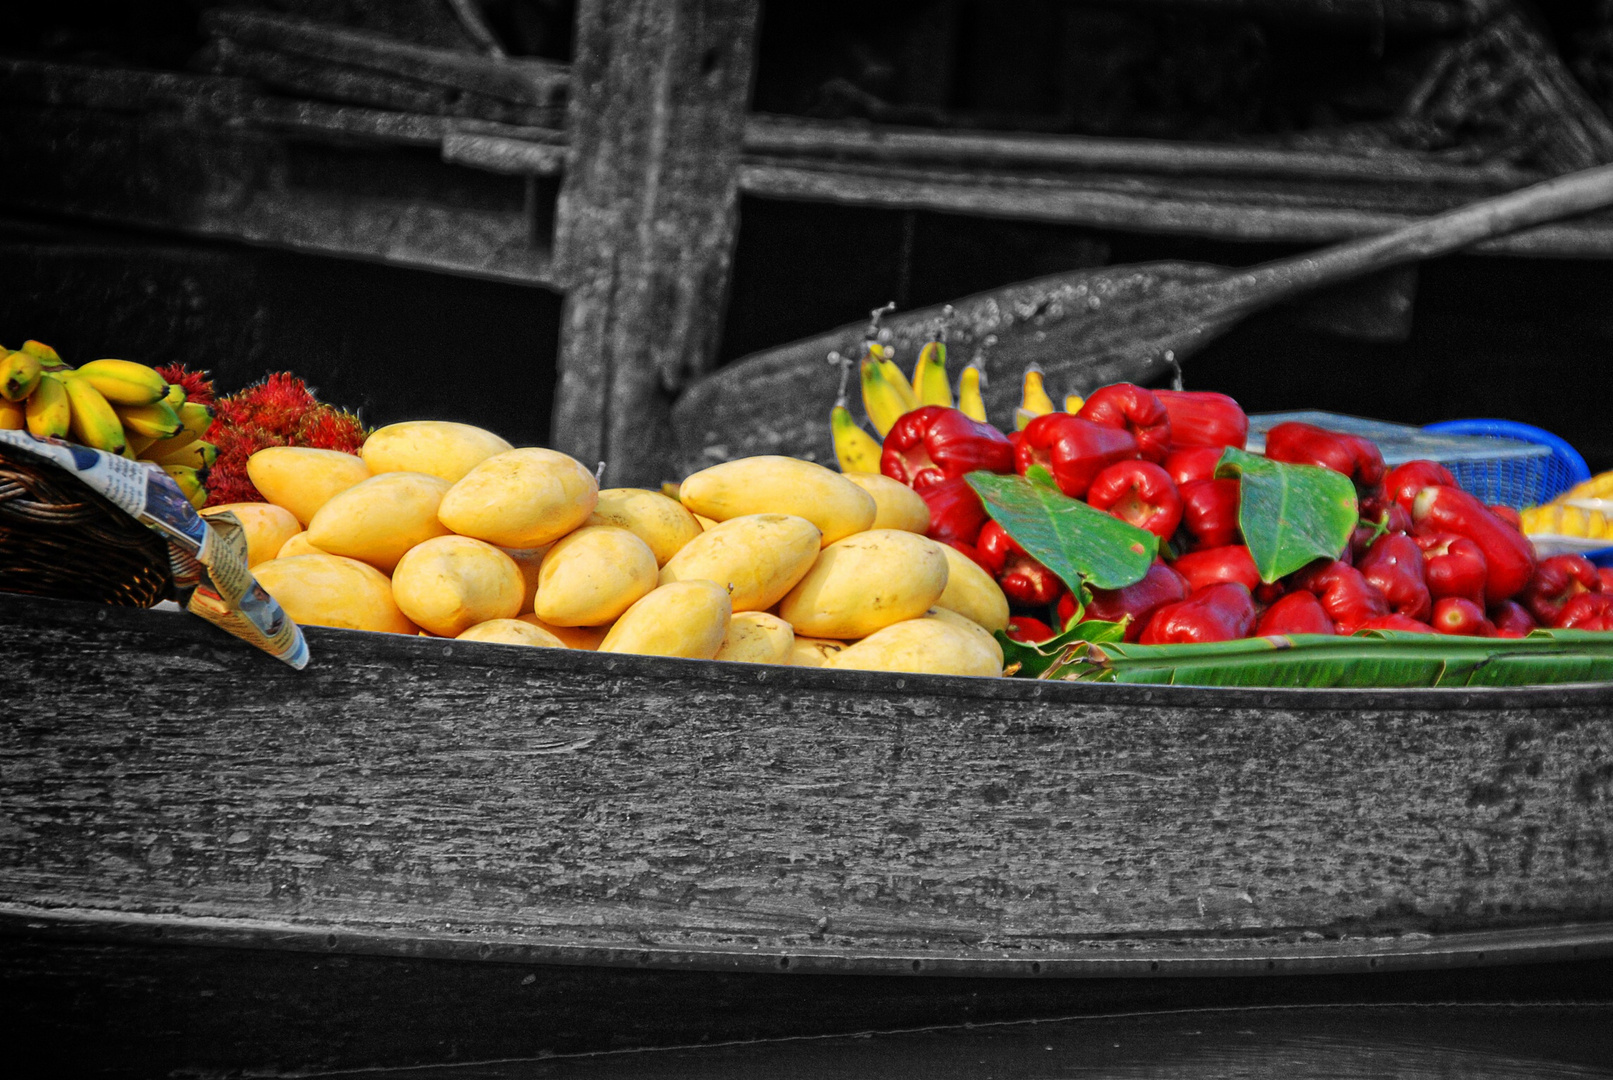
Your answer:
(0, 441), (173, 607)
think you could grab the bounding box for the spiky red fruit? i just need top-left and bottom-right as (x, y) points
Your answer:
(154, 364), (216, 407)
(205, 372), (366, 506)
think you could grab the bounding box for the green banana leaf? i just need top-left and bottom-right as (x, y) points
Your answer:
(1215, 447), (1358, 582)
(1043, 628), (1613, 688)
(996, 618), (1125, 678)
(966, 468), (1155, 592)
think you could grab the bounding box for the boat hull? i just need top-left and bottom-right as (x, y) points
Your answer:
(3, 593), (1612, 1072)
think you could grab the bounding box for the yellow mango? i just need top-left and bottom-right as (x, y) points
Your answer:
(714, 611), (795, 664)
(842, 472), (930, 533)
(778, 529), (949, 639)
(252, 554), (418, 635)
(438, 447), (598, 548)
(825, 618), (1001, 678)
(658, 513), (821, 612)
(934, 544), (1010, 631)
(695, 513), (718, 531)
(679, 455), (876, 546)
(276, 530), (327, 560)
(245, 446), (370, 526)
(600, 580), (731, 659)
(789, 636), (847, 667)
(305, 471), (453, 574)
(500, 544), (551, 615)
(922, 607), (1004, 668)
(361, 420), (513, 483)
(458, 618), (566, 648)
(535, 525), (658, 627)
(518, 613), (609, 650)
(390, 534), (524, 637)
(586, 487), (703, 566)
(201, 502), (302, 567)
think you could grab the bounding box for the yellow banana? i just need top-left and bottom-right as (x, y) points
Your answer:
(147, 438), (217, 470)
(872, 343), (917, 412)
(74, 358), (168, 406)
(23, 371), (71, 438)
(0, 349), (41, 402)
(957, 362), (987, 423)
(0, 398), (23, 430)
(832, 403), (884, 473)
(114, 400), (184, 440)
(161, 381), (187, 410)
(1065, 393), (1086, 414)
(139, 428), (197, 461)
(911, 341), (953, 408)
(60, 373), (129, 455)
(161, 464), (205, 502)
(19, 340), (66, 369)
(177, 400), (215, 439)
(860, 345), (918, 437)
(1013, 366), (1056, 431)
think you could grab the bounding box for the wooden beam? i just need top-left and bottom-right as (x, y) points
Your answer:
(741, 114), (1536, 186)
(200, 9), (567, 109)
(550, 0), (760, 485)
(0, 93), (555, 288)
(736, 157), (1613, 256)
(200, 37), (557, 128)
(1077, 0), (1501, 31)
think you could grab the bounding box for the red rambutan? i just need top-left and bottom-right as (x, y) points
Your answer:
(204, 373), (367, 506)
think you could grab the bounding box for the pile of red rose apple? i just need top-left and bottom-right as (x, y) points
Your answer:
(877, 384), (1613, 644)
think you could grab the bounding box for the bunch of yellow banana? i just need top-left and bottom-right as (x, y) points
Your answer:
(836, 335), (1084, 472)
(837, 337), (959, 472)
(0, 341), (216, 508)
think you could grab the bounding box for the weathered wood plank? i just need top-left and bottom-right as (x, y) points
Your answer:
(741, 115), (1536, 186)
(3, 593), (1610, 961)
(736, 157), (1613, 255)
(0, 98), (555, 287)
(200, 8), (568, 109)
(9, 54), (1613, 305)
(1081, 0), (1499, 30)
(549, 0), (760, 485)
(200, 37), (560, 128)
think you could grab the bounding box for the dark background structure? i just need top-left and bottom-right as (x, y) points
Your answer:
(4, 0), (1613, 479)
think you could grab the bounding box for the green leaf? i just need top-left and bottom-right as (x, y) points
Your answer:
(1215, 447), (1357, 583)
(966, 471), (1155, 592)
(999, 619), (1128, 678)
(1055, 631), (1613, 688)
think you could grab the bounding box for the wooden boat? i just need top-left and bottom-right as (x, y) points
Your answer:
(4, 591), (1612, 1075)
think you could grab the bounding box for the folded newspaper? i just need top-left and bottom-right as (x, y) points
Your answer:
(0, 430), (308, 669)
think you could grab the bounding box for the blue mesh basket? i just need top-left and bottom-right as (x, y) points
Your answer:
(1420, 419), (1591, 509)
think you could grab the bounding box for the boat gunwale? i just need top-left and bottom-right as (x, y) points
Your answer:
(26, 593), (1613, 714)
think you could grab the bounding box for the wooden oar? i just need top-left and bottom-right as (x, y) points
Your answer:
(671, 162), (1613, 470)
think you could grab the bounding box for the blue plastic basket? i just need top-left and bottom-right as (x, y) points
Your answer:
(1420, 419), (1591, 509)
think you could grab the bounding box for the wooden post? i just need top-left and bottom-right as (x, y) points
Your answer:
(552, 0), (759, 485)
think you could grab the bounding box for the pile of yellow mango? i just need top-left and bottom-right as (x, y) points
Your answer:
(215, 421), (1010, 677)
